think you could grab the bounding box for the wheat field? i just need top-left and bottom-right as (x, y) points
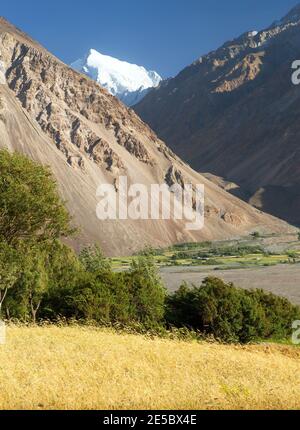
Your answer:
(0, 325), (299, 410)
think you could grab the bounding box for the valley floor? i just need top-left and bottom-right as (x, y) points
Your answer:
(0, 326), (299, 410)
(161, 264), (300, 304)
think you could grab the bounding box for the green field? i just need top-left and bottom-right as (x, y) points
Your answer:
(111, 233), (300, 271)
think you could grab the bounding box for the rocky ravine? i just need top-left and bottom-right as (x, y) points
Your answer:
(0, 17), (293, 255)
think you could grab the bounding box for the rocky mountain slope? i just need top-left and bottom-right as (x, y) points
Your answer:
(0, 17), (292, 255)
(71, 49), (162, 106)
(135, 4), (300, 225)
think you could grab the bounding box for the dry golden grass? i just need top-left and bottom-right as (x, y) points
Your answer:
(0, 325), (299, 410)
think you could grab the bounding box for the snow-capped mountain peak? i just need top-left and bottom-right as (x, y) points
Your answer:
(71, 49), (162, 106)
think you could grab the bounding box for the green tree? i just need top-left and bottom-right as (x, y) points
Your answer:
(287, 251), (297, 263)
(0, 150), (76, 321)
(0, 242), (20, 317)
(20, 247), (49, 323)
(20, 241), (83, 323)
(127, 256), (166, 324)
(0, 150), (74, 246)
(79, 245), (112, 273)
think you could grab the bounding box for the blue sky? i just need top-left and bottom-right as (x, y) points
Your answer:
(1, 0), (298, 77)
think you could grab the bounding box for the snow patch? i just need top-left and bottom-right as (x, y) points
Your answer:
(71, 49), (162, 106)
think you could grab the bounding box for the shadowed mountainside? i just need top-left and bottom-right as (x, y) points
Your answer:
(135, 4), (300, 226)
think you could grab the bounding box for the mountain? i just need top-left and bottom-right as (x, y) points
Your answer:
(71, 49), (162, 106)
(134, 4), (300, 226)
(0, 17), (292, 256)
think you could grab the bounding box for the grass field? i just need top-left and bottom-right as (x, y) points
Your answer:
(0, 325), (299, 410)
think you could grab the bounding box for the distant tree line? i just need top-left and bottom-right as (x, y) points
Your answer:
(0, 150), (299, 343)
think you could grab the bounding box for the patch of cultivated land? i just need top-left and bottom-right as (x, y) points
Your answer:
(0, 326), (300, 410)
(161, 264), (300, 304)
(112, 234), (300, 304)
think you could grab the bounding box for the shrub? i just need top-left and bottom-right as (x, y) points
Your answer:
(6, 240), (81, 321)
(79, 245), (112, 273)
(249, 289), (300, 339)
(44, 254), (166, 328)
(64, 271), (130, 323)
(124, 256), (166, 324)
(165, 277), (300, 343)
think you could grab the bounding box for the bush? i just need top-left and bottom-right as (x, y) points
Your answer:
(43, 254), (166, 328)
(165, 277), (300, 343)
(63, 271), (131, 323)
(79, 245), (112, 273)
(5, 240), (81, 321)
(125, 256), (166, 324)
(249, 289), (300, 339)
